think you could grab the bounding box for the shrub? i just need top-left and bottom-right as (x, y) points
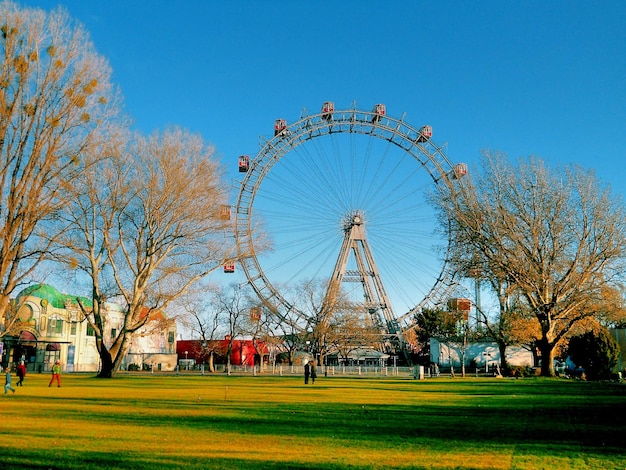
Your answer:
(507, 365), (535, 377)
(567, 329), (620, 380)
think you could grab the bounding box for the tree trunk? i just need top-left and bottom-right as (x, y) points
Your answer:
(226, 341), (233, 374)
(97, 349), (114, 378)
(538, 338), (556, 377)
(461, 349), (466, 378)
(96, 338), (130, 378)
(497, 341), (509, 373)
(208, 351), (215, 373)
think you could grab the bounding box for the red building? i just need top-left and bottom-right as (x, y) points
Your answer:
(176, 338), (267, 367)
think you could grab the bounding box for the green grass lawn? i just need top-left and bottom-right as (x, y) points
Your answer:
(0, 373), (624, 469)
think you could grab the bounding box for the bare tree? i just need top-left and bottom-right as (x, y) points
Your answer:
(265, 298), (303, 366)
(53, 123), (127, 374)
(326, 307), (380, 365)
(61, 127), (233, 377)
(179, 289), (225, 373)
(290, 279), (338, 365)
(289, 278), (381, 366)
(414, 307), (462, 371)
(0, 2), (121, 331)
(239, 305), (272, 371)
(212, 284), (248, 374)
(258, 321), (285, 369)
(434, 151), (626, 376)
(473, 274), (529, 373)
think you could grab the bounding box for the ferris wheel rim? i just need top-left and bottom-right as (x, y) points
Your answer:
(235, 104), (461, 332)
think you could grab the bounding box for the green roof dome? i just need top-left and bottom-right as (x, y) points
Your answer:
(17, 284), (92, 309)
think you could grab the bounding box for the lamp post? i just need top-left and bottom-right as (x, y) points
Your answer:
(483, 352), (492, 374)
(201, 342), (206, 375)
(184, 350), (188, 370)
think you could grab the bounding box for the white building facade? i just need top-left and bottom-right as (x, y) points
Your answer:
(430, 338), (534, 371)
(0, 284), (176, 373)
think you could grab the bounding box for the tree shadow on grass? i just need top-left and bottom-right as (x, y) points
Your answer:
(0, 451), (363, 470)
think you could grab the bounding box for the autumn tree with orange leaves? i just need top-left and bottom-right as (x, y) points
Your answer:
(435, 152), (626, 376)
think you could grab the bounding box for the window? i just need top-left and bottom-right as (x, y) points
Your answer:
(86, 324), (95, 336)
(70, 322), (77, 336)
(17, 304), (33, 321)
(111, 328), (117, 339)
(47, 317), (64, 336)
(44, 350), (60, 366)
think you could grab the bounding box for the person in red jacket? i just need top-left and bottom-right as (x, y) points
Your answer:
(16, 361), (26, 386)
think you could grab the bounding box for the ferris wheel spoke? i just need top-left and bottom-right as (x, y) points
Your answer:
(258, 224), (341, 282)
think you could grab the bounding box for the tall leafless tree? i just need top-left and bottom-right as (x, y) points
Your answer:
(434, 151), (626, 376)
(211, 284), (248, 374)
(61, 127), (233, 377)
(288, 279), (338, 365)
(265, 299), (303, 366)
(0, 2), (121, 331)
(179, 289), (225, 373)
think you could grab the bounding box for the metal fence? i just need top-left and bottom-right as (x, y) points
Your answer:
(172, 363), (422, 378)
(168, 363), (500, 378)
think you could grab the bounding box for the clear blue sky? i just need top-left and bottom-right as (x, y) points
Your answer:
(17, 1), (626, 319)
(22, 0), (626, 185)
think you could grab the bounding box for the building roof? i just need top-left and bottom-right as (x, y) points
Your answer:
(16, 284), (172, 324)
(17, 284), (92, 309)
(139, 306), (166, 322)
(327, 348), (390, 360)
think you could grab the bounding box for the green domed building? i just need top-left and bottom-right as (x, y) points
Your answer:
(2, 284), (176, 373)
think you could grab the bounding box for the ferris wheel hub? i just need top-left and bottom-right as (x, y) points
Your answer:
(343, 210), (364, 230)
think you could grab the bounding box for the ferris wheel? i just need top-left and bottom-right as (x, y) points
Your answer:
(234, 102), (466, 341)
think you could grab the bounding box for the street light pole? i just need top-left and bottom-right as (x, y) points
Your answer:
(483, 352), (491, 374)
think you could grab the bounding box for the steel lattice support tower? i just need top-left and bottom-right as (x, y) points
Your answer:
(323, 211), (406, 354)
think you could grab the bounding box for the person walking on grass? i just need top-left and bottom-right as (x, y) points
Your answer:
(49, 360), (62, 387)
(4, 366), (16, 395)
(16, 361), (26, 386)
(310, 361), (317, 384)
(304, 361), (310, 384)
